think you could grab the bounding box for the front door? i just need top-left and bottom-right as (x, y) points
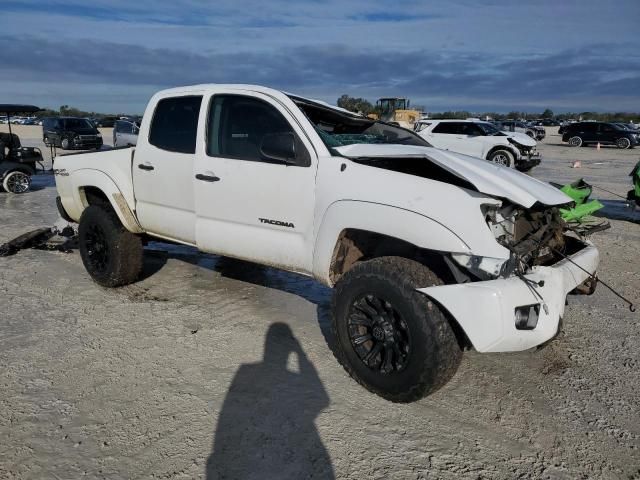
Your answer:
(194, 92), (317, 272)
(132, 94), (203, 244)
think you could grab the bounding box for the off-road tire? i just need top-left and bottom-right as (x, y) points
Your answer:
(331, 256), (462, 403)
(2, 170), (31, 194)
(568, 136), (582, 147)
(616, 137), (631, 149)
(487, 149), (515, 168)
(78, 204), (143, 287)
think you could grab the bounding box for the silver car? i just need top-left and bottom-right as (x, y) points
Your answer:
(113, 119), (140, 147)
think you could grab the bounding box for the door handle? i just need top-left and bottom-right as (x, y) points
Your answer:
(195, 173), (220, 182)
(138, 163), (154, 171)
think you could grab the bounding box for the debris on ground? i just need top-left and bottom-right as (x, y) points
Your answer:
(0, 223), (76, 257)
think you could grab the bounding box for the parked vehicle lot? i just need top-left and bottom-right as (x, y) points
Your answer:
(1, 125), (639, 479)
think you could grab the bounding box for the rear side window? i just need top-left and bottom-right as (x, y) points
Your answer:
(149, 96), (202, 153)
(432, 122), (460, 134)
(575, 123), (596, 133)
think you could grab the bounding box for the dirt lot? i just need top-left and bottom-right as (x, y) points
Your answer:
(1, 125), (639, 479)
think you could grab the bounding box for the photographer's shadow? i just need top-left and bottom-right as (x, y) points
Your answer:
(206, 322), (334, 480)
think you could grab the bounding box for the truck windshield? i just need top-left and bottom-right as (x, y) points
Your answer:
(290, 95), (430, 149)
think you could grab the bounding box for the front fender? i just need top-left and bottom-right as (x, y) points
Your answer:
(58, 169), (143, 233)
(312, 200), (471, 285)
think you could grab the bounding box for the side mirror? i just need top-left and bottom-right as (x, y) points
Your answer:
(259, 132), (297, 164)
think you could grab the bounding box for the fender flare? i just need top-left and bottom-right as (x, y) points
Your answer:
(66, 169), (143, 233)
(312, 200), (471, 285)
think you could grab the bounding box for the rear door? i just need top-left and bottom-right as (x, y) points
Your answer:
(426, 122), (460, 149)
(194, 91), (317, 272)
(132, 94), (203, 244)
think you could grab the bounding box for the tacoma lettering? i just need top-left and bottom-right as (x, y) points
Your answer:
(258, 218), (295, 228)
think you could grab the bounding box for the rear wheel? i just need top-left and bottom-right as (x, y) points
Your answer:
(487, 149), (515, 168)
(331, 257), (462, 402)
(2, 171), (31, 194)
(568, 136), (582, 147)
(78, 204), (143, 287)
(616, 137), (631, 149)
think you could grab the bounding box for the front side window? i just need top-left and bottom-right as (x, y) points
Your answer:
(460, 123), (483, 136)
(207, 95), (308, 165)
(149, 96), (202, 154)
(600, 123), (618, 133)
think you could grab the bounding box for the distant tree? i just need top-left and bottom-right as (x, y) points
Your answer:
(541, 109), (554, 119)
(337, 95), (375, 115)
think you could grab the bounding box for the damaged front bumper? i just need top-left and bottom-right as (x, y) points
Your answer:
(515, 151), (541, 171)
(417, 241), (599, 353)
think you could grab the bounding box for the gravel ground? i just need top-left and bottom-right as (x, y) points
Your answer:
(1, 125), (639, 479)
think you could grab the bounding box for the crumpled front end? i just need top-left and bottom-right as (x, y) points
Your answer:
(418, 203), (600, 352)
(419, 241), (598, 352)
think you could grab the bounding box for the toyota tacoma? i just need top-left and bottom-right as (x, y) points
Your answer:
(54, 85), (599, 402)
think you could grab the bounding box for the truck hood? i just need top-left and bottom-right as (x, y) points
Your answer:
(334, 144), (571, 208)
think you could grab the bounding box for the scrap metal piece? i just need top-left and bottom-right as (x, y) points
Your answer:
(0, 228), (55, 257)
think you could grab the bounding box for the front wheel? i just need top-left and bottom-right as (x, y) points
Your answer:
(61, 137), (71, 149)
(487, 149), (515, 168)
(331, 257), (462, 402)
(78, 204), (143, 287)
(2, 171), (31, 194)
(616, 137), (631, 149)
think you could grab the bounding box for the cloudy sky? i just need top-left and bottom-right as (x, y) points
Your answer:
(1, 0), (639, 114)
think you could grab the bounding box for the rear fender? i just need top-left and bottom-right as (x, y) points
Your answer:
(64, 170), (143, 233)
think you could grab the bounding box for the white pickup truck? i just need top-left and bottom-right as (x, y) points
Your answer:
(54, 84), (599, 402)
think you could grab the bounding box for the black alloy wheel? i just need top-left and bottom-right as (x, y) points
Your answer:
(348, 294), (411, 374)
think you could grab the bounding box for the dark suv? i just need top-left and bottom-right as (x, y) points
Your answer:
(42, 117), (103, 150)
(562, 122), (638, 149)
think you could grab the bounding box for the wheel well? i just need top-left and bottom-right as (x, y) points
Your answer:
(486, 145), (516, 160)
(81, 186), (111, 208)
(329, 229), (472, 349)
(329, 229), (456, 284)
